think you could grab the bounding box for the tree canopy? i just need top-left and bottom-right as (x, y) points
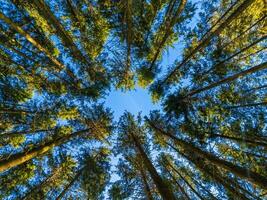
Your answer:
(0, 0), (266, 199)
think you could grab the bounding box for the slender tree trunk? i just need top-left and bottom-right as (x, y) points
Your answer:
(0, 129), (89, 172)
(140, 168), (154, 200)
(208, 133), (267, 148)
(125, 0), (132, 71)
(147, 120), (267, 189)
(167, 169), (190, 200)
(187, 61), (267, 97)
(225, 101), (267, 109)
(167, 143), (251, 200)
(161, 0), (254, 85)
(129, 131), (177, 200)
(66, 0), (80, 23)
(199, 35), (267, 80)
(21, 166), (62, 200)
(0, 128), (51, 139)
(56, 167), (84, 200)
(182, 169), (218, 200)
(165, 160), (205, 200)
(200, 0), (238, 40)
(0, 12), (64, 71)
(221, 15), (266, 49)
(148, 0), (187, 71)
(0, 49), (53, 89)
(0, 108), (34, 115)
(33, 0), (90, 66)
(190, 155), (250, 200)
(243, 84), (267, 94)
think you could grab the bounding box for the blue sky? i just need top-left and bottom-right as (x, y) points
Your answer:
(104, 86), (160, 121)
(104, 43), (183, 121)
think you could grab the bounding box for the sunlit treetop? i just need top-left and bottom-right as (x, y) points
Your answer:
(0, 0), (266, 199)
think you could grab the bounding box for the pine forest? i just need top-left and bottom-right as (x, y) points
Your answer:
(0, 0), (266, 199)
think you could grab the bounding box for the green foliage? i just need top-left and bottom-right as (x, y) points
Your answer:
(0, 0), (266, 199)
(137, 66), (155, 88)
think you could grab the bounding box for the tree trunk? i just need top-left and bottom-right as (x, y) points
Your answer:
(129, 131), (177, 200)
(0, 108), (34, 115)
(165, 160), (205, 200)
(56, 167), (84, 200)
(161, 0), (254, 85)
(199, 35), (267, 80)
(0, 128), (51, 139)
(147, 120), (267, 189)
(148, 0), (187, 71)
(0, 129), (89, 172)
(187, 61), (267, 97)
(167, 143), (251, 200)
(221, 14), (266, 50)
(182, 168), (218, 200)
(167, 169), (190, 200)
(32, 0), (90, 66)
(140, 168), (154, 200)
(225, 101), (267, 109)
(208, 133), (267, 148)
(0, 12), (64, 71)
(22, 166), (62, 200)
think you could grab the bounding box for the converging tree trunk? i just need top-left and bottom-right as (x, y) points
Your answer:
(140, 168), (154, 200)
(56, 167), (84, 200)
(147, 120), (267, 189)
(187, 61), (267, 97)
(0, 129), (89, 172)
(129, 131), (177, 200)
(161, 0), (255, 85)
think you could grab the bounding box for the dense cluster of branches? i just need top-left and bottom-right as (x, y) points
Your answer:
(0, 0), (266, 199)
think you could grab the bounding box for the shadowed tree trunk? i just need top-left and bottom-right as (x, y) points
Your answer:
(148, 0), (187, 71)
(140, 168), (154, 200)
(32, 0), (91, 66)
(147, 119), (267, 189)
(187, 61), (267, 97)
(199, 35), (267, 79)
(225, 101), (267, 109)
(164, 159), (205, 200)
(208, 133), (267, 148)
(167, 169), (190, 200)
(55, 166), (85, 200)
(0, 129), (89, 172)
(21, 165), (63, 200)
(0, 12), (64, 71)
(129, 131), (177, 200)
(161, 0), (255, 85)
(167, 142), (251, 200)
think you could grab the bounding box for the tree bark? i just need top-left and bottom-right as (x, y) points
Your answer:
(167, 142), (251, 200)
(187, 61), (267, 97)
(148, 0), (187, 71)
(21, 166), (62, 200)
(167, 169), (190, 200)
(32, 0), (90, 66)
(55, 167), (84, 200)
(140, 168), (154, 200)
(225, 101), (267, 109)
(161, 0), (255, 85)
(0, 128), (51, 139)
(208, 133), (267, 148)
(147, 120), (267, 189)
(199, 35), (267, 80)
(0, 12), (64, 71)
(129, 131), (177, 200)
(0, 129), (89, 172)
(165, 160), (205, 200)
